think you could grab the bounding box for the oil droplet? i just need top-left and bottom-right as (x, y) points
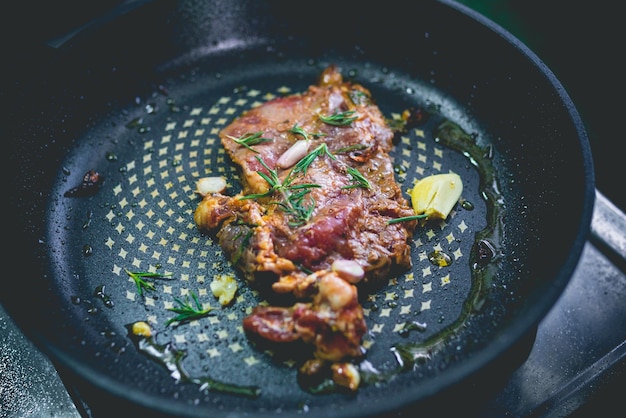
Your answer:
(82, 244), (93, 256)
(428, 250), (452, 267)
(460, 199), (474, 210)
(473, 239), (496, 269)
(106, 152), (118, 161)
(82, 210), (93, 230)
(94, 285), (114, 308)
(393, 164), (407, 174)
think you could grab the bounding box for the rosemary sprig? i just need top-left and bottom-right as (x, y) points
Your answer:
(387, 213), (429, 225)
(193, 376), (261, 398)
(290, 143), (336, 177)
(165, 292), (214, 326)
(343, 166), (371, 190)
(318, 110), (358, 126)
(239, 156), (300, 200)
(226, 132), (271, 153)
(302, 143), (369, 190)
(334, 144), (368, 154)
(274, 188), (317, 227)
(289, 124), (325, 141)
(264, 155), (322, 226)
(240, 142), (375, 225)
(125, 269), (172, 296)
(240, 145), (329, 226)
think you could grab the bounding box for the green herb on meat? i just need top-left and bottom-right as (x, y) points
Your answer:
(240, 143), (375, 225)
(291, 143), (335, 176)
(334, 144), (368, 154)
(319, 110), (357, 126)
(240, 155), (321, 227)
(289, 124), (326, 141)
(232, 221), (257, 264)
(386, 213), (429, 225)
(226, 131), (272, 153)
(343, 166), (371, 190)
(239, 145), (336, 226)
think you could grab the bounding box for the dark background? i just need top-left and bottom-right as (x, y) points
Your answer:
(457, 0), (624, 211)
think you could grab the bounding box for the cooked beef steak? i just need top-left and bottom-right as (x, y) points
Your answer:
(194, 65), (416, 375)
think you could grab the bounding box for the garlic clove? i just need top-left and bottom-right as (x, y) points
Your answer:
(196, 176), (227, 196)
(331, 259), (365, 283)
(410, 172), (463, 219)
(276, 140), (310, 169)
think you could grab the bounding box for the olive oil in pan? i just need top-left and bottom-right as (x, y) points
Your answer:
(126, 322), (261, 398)
(374, 118), (505, 381)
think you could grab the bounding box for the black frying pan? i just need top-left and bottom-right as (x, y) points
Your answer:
(4, 1), (595, 417)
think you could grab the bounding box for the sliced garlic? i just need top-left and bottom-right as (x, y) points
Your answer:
(196, 176), (227, 196)
(331, 259), (365, 283)
(276, 140), (310, 169)
(410, 172), (463, 219)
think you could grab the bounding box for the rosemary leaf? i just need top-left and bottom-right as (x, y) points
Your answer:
(125, 269), (172, 296)
(194, 376), (261, 398)
(289, 124), (325, 141)
(342, 166), (371, 190)
(165, 292), (214, 326)
(290, 143), (335, 178)
(386, 213), (429, 225)
(227, 132), (271, 153)
(319, 110), (358, 126)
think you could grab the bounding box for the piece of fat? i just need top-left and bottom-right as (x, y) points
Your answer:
(410, 172), (463, 220)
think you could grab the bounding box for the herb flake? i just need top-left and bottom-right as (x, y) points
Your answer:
(166, 292), (214, 326)
(125, 269), (172, 296)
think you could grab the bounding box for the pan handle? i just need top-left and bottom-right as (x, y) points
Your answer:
(591, 190), (626, 264)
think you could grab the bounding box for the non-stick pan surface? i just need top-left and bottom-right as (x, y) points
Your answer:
(5, 1), (594, 417)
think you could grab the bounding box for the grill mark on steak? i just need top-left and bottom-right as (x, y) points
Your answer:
(194, 65), (417, 381)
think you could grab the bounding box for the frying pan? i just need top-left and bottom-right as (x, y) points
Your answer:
(4, 0), (595, 417)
